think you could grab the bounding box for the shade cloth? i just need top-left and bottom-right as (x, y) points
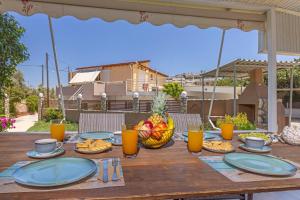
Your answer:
(69, 71), (100, 85)
(0, 0), (265, 31)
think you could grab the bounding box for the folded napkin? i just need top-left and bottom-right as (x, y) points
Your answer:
(98, 158), (122, 182)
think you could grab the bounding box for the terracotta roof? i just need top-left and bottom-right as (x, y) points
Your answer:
(76, 60), (150, 70)
(76, 60), (168, 77)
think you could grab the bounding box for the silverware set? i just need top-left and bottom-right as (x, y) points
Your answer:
(102, 158), (120, 183)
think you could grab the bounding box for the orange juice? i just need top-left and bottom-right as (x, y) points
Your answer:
(122, 129), (138, 156)
(188, 130), (203, 153)
(50, 123), (65, 142)
(221, 123), (234, 140)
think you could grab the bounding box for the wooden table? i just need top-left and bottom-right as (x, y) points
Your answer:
(1, 133), (300, 200)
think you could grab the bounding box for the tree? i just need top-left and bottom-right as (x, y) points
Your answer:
(162, 82), (184, 100)
(216, 78), (249, 87)
(0, 13), (29, 97)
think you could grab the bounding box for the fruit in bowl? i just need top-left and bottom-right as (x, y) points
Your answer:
(134, 92), (175, 148)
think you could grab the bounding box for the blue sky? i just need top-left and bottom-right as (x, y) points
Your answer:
(10, 12), (297, 88)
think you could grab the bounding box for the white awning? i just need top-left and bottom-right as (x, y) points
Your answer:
(0, 0), (266, 31)
(69, 71), (100, 85)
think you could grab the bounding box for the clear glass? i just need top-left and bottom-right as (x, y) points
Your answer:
(50, 119), (65, 142)
(221, 123), (234, 140)
(122, 125), (138, 158)
(187, 123), (203, 153)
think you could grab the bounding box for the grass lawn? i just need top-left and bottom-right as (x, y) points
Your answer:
(27, 121), (78, 132)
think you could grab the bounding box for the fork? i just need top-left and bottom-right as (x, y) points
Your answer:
(111, 158), (119, 181)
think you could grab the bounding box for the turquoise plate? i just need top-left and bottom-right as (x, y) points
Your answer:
(26, 147), (65, 159)
(13, 157), (97, 187)
(80, 131), (114, 140)
(239, 144), (272, 153)
(183, 132), (221, 142)
(224, 153), (297, 176)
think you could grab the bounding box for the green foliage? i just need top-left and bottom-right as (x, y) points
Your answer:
(26, 95), (38, 113)
(162, 82), (184, 100)
(0, 13), (29, 97)
(6, 70), (29, 116)
(216, 113), (256, 130)
(216, 78), (249, 87)
(233, 112), (256, 130)
(27, 120), (78, 132)
(43, 108), (63, 122)
(216, 114), (234, 127)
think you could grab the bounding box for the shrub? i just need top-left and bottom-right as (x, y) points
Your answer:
(216, 113), (256, 130)
(0, 117), (16, 132)
(43, 108), (63, 122)
(162, 82), (184, 100)
(26, 95), (38, 113)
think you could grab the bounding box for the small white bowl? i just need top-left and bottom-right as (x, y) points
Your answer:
(245, 137), (265, 149)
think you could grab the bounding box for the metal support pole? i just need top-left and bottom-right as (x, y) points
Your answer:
(233, 64), (237, 116)
(46, 53), (50, 108)
(289, 67), (294, 126)
(201, 76), (205, 122)
(48, 16), (66, 120)
(208, 29), (226, 128)
(42, 64), (44, 87)
(267, 8), (278, 133)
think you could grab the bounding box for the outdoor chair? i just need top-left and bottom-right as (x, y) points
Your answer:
(78, 112), (125, 133)
(169, 113), (202, 134)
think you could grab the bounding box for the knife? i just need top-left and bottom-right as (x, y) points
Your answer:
(102, 159), (109, 183)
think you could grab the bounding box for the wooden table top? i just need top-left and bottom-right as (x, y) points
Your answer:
(1, 133), (300, 200)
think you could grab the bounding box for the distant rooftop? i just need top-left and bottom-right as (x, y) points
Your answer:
(75, 60), (168, 77)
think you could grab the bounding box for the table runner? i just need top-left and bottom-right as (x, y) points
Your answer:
(0, 158), (125, 193)
(200, 156), (300, 182)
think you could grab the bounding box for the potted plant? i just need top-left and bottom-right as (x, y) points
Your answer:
(216, 115), (234, 140)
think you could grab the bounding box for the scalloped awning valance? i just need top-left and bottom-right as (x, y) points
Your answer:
(0, 0), (266, 31)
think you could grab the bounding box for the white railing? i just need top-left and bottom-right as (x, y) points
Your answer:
(69, 85), (83, 100)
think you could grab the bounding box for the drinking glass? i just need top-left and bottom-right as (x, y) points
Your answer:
(187, 123), (203, 153)
(220, 123), (234, 140)
(50, 119), (65, 142)
(122, 125), (138, 158)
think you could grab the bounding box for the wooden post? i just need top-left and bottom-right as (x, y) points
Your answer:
(100, 93), (107, 112)
(4, 94), (9, 118)
(132, 92), (139, 113)
(180, 91), (188, 114)
(46, 53), (50, 108)
(38, 93), (44, 121)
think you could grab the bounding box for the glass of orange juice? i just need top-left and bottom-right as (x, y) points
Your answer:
(187, 123), (203, 153)
(50, 119), (65, 142)
(220, 123), (234, 140)
(122, 125), (138, 158)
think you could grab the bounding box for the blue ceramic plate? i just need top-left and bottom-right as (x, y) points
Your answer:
(26, 147), (65, 159)
(13, 157), (97, 187)
(80, 131), (114, 140)
(239, 144), (272, 153)
(224, 153), (297, 176)
(183, 132), (221, 142)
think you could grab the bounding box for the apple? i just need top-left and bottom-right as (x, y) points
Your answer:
(139, 124), (152, 139)
(144, 120), (154, 129)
